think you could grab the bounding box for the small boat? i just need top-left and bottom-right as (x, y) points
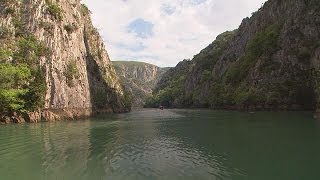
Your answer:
(159, 106), (164, 110)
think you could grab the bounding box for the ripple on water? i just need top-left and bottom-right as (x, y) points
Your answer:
(1, 109), (317, 179)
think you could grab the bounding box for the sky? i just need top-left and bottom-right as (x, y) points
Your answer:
(81, 0), (268, 67)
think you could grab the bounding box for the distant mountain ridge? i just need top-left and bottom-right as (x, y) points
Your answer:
(112, 61), (170, 107)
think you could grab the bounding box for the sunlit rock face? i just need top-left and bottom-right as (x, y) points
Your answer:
(0, 0), (130, 122)
(113, 61), (170, 107)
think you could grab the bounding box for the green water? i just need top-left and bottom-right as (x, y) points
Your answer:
(0, 109), (320, 180)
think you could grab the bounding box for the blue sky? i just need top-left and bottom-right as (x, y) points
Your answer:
(81, 0), (267, 67)
(127, 18), (154, 39)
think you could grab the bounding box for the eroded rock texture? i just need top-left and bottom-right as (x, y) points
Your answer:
(0, 0), (130, 123)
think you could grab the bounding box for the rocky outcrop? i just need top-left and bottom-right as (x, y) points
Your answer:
(0, 0), (131, 124)
(112, 61), (169, 107)
(148, 0), (320, 110)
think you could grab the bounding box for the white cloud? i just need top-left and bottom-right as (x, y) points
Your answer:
(81, 0), (267, 67)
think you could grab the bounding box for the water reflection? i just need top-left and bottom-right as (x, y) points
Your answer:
(0, 109), (320, 180)
(41, 121), (91, 180)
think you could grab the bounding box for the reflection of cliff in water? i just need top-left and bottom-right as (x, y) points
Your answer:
(85, 112), (162, 179)
(164, 110), (320, 179)
(83, 109), (242, 179)
(41, 121), (91, 180)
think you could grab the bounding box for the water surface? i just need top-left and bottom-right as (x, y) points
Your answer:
(1, 109), (320, 180)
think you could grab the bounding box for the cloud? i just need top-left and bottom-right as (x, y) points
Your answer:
(127, 18), (154, 39)
(81, 0), (267, 67)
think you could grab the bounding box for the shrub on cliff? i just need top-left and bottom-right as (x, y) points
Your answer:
(0, 34), (48, 114)
(47, 3), (63, 21)
(0, 63), (31, 112)
(64, 24), (78, 34)
(64, 60), (79, 87)
(225, 24), (281, 85)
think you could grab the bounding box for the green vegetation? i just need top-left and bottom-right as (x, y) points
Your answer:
(64, 60), (79, 87)
(39, 21), (54, 35)
(145, 24), (285, 109)
(92, 89), (108, 108)
(0, 63), (30, 112)
(225, 24), (281, 84)
(64, 24), (78, 34)
(193, 31), (235, 71)
(122, 91), (133, 109)
(23, 68), (46, 111)
(145, 75), (187, 108)
(4, 7), (15, 15)
(47, 3), (63, 20)
(0, 25), (11, 38)
(14, 35), (50, 66)
(12, 16), (24, 37)
(112, 61), (155, 67)
(0, 48), (12, 62)
(0, 35), (47, 114)
(144, 31), (236, 108)
(81, 4), (91, 16)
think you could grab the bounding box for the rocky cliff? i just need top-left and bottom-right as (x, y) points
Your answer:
(0, 0), (131, 124)
(146, 0), (320, 111)
(112, 61), (169, 107)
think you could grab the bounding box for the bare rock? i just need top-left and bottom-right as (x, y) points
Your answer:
(41, 111), (60, 122)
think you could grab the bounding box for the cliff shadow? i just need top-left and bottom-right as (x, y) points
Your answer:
(83, 28), (125, 113)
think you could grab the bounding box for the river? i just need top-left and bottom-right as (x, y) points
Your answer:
(0, 109), (320, 180)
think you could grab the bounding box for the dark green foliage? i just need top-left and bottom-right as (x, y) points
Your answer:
(39, 21), (54, 35)
(298, 47), (311, 63)
(81, 4), (91, 16)
(225, 24), (281, 84)
(92, 89), (108, 108)
(64, 24), (78, 34)
(144, 95), (160, 108)
(0, 63), (30, 89)
(233, 86), (262, 106)
(144, 1), (319, 110)
(4, 7), (15, 15)
(247, 24), (280, 57)
(0, 63), (31, 112)
(0, 25), (11, 38)
(64, 60), (79, 87)
(145, 75), (186, 108)
(224, 54), (255, 85)
(148, 24), (283, 109)
(14, 35), (50, 66)
(0, 48), (12, 62)
(0, 36), (48, 113)
(208, 82), (225, 107)
(47, 3), (63, 20)
(122, 91), (133, 109)
(23, 68), (46, 111)
(12, 17), (23, 37)
(193, 31), (235, 71)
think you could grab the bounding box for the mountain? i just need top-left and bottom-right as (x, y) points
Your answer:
(146, 0), (320, 111)
(112, 61), (170, 107)
(0, 0), (131, 124)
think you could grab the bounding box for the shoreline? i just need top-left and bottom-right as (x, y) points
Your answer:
(0, 107), (130, 125)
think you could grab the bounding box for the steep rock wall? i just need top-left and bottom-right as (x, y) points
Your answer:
(113, 61), (169, 107)
(0, 0), (130, 123)
(148, 0), (320, 110)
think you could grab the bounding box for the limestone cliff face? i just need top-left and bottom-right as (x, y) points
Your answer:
(149, 0), (320, 110)
(112, 61), (169, 107)
(0, 0), (130, 123)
